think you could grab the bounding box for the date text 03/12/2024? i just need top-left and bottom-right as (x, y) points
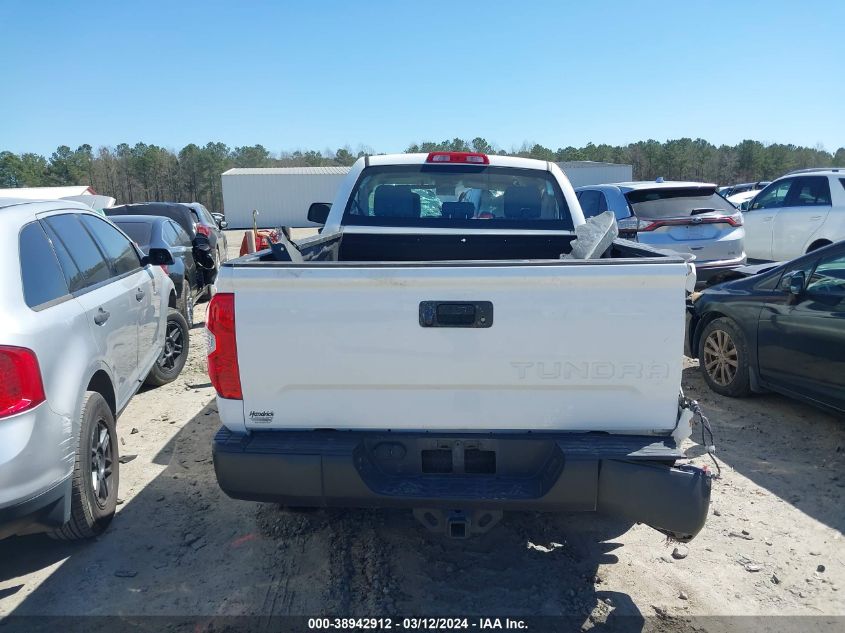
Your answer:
(307, 618), (528, 630)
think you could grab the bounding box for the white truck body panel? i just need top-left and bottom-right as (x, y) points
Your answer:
(218, 258), (689, 434)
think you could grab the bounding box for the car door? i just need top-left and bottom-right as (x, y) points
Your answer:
(41, 213), (141, 409)
(791, 250), (845, 410)
(744, 178), (793, 260)
(771, 176), (832, 261)
(81, 215), (162, 382)
(757, 248), (845, 410)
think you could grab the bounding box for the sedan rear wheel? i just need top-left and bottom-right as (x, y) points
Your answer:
(698, 317), (751, 397)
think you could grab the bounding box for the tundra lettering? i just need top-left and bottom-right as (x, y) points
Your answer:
(509, 361), (671, 381)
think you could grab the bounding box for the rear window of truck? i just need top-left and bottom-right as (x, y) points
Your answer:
(343, 165), (573, 230)
(625, 187), (735, 219)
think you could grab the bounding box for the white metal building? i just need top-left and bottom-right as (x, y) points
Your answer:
(221, 161), (634, 228)
(221, 167), (350, 228)
(556, 161), (633, 188)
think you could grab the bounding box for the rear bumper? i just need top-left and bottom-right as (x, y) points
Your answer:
(213, 427), (711, 540)
(0, 477), (71, 540)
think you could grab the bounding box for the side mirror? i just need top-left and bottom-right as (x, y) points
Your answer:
(212, 213), (228, 229)
(307, 202), (331, 224)
(146, 247), (174, 266)
(787, 271), (806, 297)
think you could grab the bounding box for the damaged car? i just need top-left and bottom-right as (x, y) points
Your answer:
(689, 240), (845, 413)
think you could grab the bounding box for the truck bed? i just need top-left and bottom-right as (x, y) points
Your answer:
(241, 229), (666, 264)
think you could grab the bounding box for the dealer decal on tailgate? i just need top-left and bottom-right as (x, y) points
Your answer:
(248, 410), (275, 423)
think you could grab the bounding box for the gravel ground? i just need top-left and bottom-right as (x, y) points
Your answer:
(0, 241), (842, 630)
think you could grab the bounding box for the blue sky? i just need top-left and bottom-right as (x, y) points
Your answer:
(2, 0), (844, 156)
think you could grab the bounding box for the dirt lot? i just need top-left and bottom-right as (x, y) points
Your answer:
(1, 243), (843, 630)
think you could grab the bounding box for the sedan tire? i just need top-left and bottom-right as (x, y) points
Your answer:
(698, 317), (751, 397)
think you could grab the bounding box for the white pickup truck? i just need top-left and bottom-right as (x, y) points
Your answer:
(208, 152), (711, 540)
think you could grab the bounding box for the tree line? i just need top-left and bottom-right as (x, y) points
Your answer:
(2, 138), (843, 212)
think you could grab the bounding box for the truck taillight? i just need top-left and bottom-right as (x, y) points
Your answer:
(206, 293), (242, 400)
(196, 224), (212, 238)
(0, 346), (45, 419)
(426, 152), (489, 165)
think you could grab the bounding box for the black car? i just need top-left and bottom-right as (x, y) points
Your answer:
(688, 241), (845, 414)
(181, 202), (229, 267)
(110, 214), (215, 327)
(106, 203), (218, 292)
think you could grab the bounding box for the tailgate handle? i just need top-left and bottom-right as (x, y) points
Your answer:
(419, 301), (493, 328)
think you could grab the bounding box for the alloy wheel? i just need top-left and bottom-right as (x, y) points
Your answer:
(157, 320), (184, 372)
(90, 420), (114, 507)
(703, 329), (739, 386)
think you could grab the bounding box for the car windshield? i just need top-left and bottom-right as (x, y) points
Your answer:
(343, 165), (573, 230)
(114, 221), (153, 249)
(625, 187), (736, 219)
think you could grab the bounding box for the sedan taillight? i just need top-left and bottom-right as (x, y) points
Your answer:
(196, 224), (212, 238)
(0, 346), (46, 419)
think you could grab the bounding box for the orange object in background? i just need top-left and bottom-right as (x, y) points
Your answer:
(239, 229), (279, 257)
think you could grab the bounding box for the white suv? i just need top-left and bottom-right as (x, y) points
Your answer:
(743, 168), (845, 261)
(0, 199), (181, 540)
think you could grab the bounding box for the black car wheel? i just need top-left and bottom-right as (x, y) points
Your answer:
(50, 392), (119, 540)
(145, 309), (190, 386)
(698, 317), (751, 397)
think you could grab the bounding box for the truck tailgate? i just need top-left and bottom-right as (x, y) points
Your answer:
(226, 260), (690, 433)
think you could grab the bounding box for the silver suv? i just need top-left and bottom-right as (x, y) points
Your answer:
(0, 199), (182, 540)
(576, 181), (746, 283)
